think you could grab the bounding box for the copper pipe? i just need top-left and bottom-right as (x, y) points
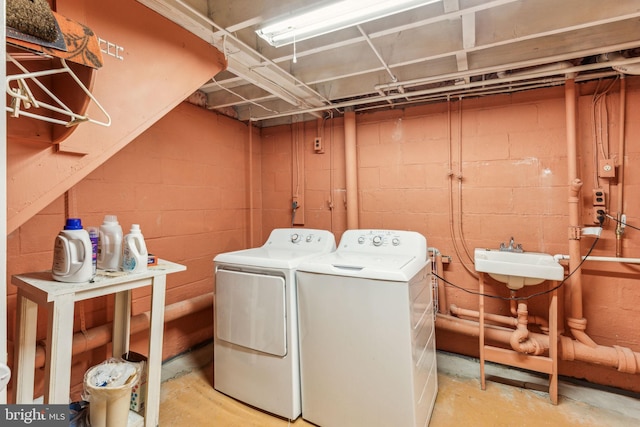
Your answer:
(616, 76), (626, 257)
(435, 252), (448, 314)
(344, 108), (359, 229)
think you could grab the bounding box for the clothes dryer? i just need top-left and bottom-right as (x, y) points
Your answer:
(296, 229), (437, 427)
(213, 228), (336, 420)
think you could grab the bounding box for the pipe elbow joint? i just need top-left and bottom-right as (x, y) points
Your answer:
(510, 328), (545, 356)
(570, 178), (583, 194)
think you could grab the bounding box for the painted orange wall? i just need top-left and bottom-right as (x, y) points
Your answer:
(6, 4), (640, 397)
(261, 79), (640, 392)
(6, 102), (258, 400)
(7, 77), (640, 399)
(7, 0), (226, 232)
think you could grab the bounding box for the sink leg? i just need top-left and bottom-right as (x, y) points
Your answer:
(549, 286), (558, 404)
(479, 273), (486, 390)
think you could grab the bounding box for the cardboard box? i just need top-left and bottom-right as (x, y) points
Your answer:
(123, 352), (147, 413)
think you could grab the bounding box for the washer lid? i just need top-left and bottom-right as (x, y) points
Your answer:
(297, 251), (427, 281)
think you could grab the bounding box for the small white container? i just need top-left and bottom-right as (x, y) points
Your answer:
(122, 224), (148, 273)
(98, 215), (123, 271)
(52, 218), (94, 283)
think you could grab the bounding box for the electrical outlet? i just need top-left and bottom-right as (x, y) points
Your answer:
(313, 137), (323, 153)
(592, 208), (606, 224)
(592, 189), (606, 206)
(598, 159), (616, 178)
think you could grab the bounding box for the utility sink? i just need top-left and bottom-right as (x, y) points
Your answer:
(474, 248), (565, 290)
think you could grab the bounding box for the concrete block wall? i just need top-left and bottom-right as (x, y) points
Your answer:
(7, 77), (640, 398)
(261, 80), (640, 392)
(6, 102), (256, 400)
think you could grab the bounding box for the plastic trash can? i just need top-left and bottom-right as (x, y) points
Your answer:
(0, 363), (10, 392)
(84, 361), (139, 427)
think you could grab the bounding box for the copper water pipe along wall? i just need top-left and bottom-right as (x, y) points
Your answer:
(616, 76), (626, 257)
(27, 293), (213, 369)
(450, 304), (549, 332)
(435, 253), (448, 314)
(344, 108), (359, 229)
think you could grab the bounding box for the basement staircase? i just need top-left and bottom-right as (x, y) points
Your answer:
(6, 0), (227, 233)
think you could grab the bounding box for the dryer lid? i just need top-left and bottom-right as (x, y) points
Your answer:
(213, 228), (336, 269)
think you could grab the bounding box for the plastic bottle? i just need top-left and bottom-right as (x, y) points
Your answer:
(87, 226), (99, 276)
(98, 215), (123, 271)
(122, 224), (148, 273)
(52, 218), (94, 283)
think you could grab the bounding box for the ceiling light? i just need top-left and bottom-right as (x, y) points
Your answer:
(256, 0), (442, 47)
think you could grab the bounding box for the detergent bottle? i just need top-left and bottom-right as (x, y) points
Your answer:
(97, 215), (123, 271)
(122, 224), (148, 273)
(52, 218), (94, 283)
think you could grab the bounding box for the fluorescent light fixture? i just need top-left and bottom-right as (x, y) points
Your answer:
(256, 0), (442, 47)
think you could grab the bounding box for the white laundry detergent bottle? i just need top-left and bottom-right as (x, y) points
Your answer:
(98, 215), (123, 271)
(122, 224), (148, 273)
(52, 218), (94, 283)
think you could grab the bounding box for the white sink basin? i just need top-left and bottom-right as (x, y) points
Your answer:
(474, 248), (564, 290)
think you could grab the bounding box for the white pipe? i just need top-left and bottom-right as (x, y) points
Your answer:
(357, 25), (397, 83)
(251, 65), (621, 122)
(554, 254), (640, 264)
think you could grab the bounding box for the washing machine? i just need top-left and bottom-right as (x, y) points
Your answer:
(296, 229), (437, 427)
(213, 228), (336, 420)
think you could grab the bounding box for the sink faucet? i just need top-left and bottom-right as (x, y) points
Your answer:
(499, 237), (523, 253)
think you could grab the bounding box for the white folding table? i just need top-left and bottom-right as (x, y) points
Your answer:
(12, 259), (186, 427)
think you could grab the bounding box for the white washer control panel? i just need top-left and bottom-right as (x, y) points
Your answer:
(352, 230), (406, 249)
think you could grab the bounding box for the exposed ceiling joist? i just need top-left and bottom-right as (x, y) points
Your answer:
(136, 0), (640, 127)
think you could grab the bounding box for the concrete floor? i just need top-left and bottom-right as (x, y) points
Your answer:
(158, 343), (640, 426)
